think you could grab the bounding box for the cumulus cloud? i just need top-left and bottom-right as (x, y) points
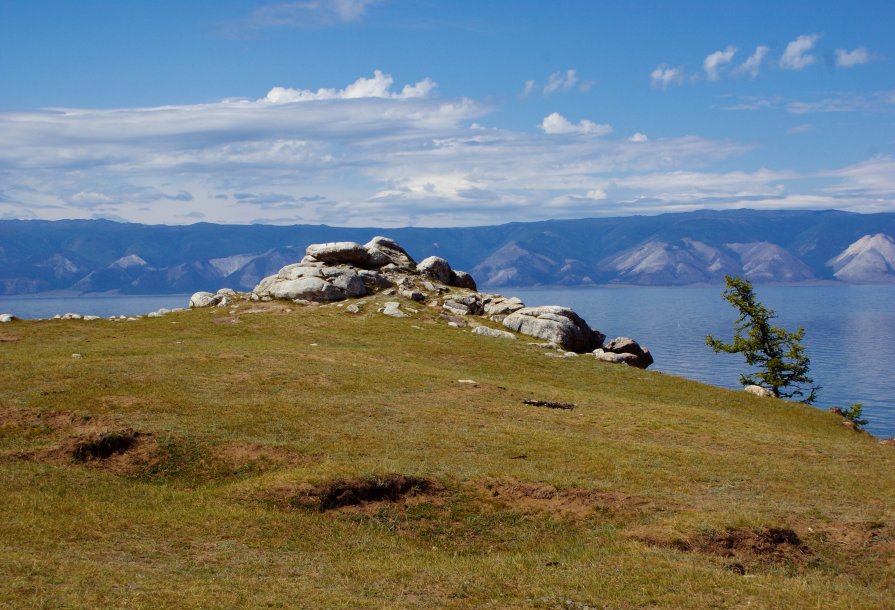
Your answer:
(703, 46), (737, 81)
(736, 45), (770, 78)
(650, 65), (684, 89)
(780, 34), (821, 70)
(540, 112), (613, 136)
(265, 70), (435, 103)
(835, 47), (872, 68)
(628, 133), (648, 143)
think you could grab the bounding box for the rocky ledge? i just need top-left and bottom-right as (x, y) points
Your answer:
(188, 237), (653, 368)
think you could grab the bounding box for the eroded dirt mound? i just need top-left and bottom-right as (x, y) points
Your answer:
(71, 429), (144, 461)
(274, 474), (441, 512)
(634, 526), (811, 573)
(479, 479), (651, 518)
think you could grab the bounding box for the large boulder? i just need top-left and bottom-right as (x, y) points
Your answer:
(502, 306), (605, 353)
(305, 242), (372, 267)
(0, 313), (16, 323)
(417, 256), (477, 290)
(189, 291), (221, 308)
(364, 236), (416, 269)
(417, 256), (454, 284)
(603, 336), (654, 369)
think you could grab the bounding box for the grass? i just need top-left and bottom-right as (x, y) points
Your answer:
(0, 295), (893, 608)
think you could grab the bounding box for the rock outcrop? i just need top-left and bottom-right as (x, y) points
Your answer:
(595, 336), (654, 369)
(502, 306), (605, 353)
(188, 236), (651, 368)
(744, 385), (773, 398)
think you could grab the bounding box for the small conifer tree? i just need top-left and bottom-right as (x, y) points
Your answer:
(706, 275), (819, 403)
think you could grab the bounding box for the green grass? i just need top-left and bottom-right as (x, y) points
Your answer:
(0, 296), (893, 608)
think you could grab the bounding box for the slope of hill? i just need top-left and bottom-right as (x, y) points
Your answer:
(2, 209), (895, 294)
(0, 294), (892, 607)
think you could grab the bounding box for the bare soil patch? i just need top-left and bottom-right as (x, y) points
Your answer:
(633, 527), (812, 572)
(271, 474), (442, 512)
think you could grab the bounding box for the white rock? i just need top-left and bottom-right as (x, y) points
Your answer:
(189, 291), (221, 308)
(744, 385), (773, 398)
(0, 313), (16, 323)
(472, 326), (517, 340)
(380, 301), (408, 318)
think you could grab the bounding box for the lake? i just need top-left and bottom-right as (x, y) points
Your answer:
(2, 285), (894, 437)
(511, 284), (895, 439)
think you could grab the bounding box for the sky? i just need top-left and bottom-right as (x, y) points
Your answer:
(1, 0), (894, 227)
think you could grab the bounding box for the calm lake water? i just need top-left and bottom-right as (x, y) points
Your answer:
(2, 286), (894, 437)
(511, 284), (895, 438)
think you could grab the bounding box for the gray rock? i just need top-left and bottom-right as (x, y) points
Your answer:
(483, 296), (525, 317)
(443, 301), (471, 315)
(306, 242), (372, 267)
(400, 289), (426, 302)
(744, 384), (773, 398)
(216, 288), (236, 296)
(472, 326), (517, 340)
(190, 291), (221, 308)
(603, 336), (654, 369)
(0, 313), (16, 323)
(452, 270), (477, 291)
(502, 306), (604, 353)
(380, 301), (408, 318)
(357, 269), (392, 290)
(593, 348), (638, 365)
(417, 256), (454, 284)
(364, 236), (416, 269)
(322, 267), (367, 298)
(270, 276), (344, 301)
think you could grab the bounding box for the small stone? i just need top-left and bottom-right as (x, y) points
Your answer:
(472, 326), (517, 340)
(71, 353), (82, 358)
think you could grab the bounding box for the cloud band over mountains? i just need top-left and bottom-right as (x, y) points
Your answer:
(1, 71), (893, 227)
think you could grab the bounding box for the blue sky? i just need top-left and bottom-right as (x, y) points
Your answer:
(1, 0), (893, 226)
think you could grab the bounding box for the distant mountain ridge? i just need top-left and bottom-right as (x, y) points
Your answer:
(2, 209), (895, 295)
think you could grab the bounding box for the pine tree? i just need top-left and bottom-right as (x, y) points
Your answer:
(706, 275), (819, 403)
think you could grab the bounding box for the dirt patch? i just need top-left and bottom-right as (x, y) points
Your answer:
(0, 334), (21, 342)
(212, 317), (239, 325)
(634, 527), (811, 571)
(71, 429), (143, 461)
(478, 479), (651, 518)
(272, 474), (442, 512)
(522, 399), (576, 410)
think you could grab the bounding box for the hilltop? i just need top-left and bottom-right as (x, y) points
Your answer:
(0, 239), (893, 608)
(3, 209), (895, 295)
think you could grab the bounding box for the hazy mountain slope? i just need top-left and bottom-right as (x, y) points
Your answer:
(3, 210), (895, 294)
(827, 234), (895, 283)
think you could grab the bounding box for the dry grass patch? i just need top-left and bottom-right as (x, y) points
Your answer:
(478, 478), (653, 519)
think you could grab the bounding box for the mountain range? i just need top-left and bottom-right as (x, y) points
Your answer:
(2, 209), (895, 295)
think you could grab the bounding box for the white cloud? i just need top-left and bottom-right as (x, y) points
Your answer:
(628, 133), (648, 143)
(650, 65), (684, 89)
(835, 47), (872, 68)
(241, 0), (379, 29)
(522, 79), (536, 97)
(7, 71), (894, 225)
(787, 124), (815, 134)
(540, 112), (612, 136)
(543, 69), (579, 95)
(780, 34), (821, 70)
(736, 46), (770, 78)
(703, 46), (737, 81)
(264, 70), (435, 102)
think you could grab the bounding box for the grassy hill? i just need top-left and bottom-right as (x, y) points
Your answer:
(1, 294), (893, 608)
